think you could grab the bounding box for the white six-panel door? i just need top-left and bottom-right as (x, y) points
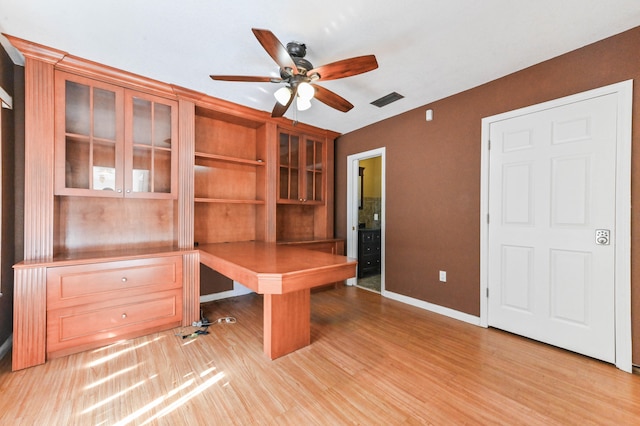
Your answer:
(487, 92), (620, 363)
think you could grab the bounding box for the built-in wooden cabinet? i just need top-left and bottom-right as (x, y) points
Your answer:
(276, 127), (333, 242)
(46, 255), (183, 359)
(278, 129), (325, 204)
(7, 34), (339, 370)
(54, 71), (178, 199)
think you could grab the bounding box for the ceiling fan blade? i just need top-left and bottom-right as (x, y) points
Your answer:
(210, 75), (282, 83)
(309, 55), (378, 81)
(313, 85), (354, 112)
(252, 28), (299, 74)
(271, 86), (297, 118)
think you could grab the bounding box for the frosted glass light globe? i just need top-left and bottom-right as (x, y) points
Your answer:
(297, 82), (315, 100)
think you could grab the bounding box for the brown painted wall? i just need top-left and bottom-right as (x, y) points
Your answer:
(335, 26), (640, 364)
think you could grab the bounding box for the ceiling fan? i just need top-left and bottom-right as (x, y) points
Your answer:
(210, 28), (378, 118)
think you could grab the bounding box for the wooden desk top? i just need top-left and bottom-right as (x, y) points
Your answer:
(198, 241), (357, 295)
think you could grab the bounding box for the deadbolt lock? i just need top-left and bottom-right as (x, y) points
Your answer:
(595, 229), (610, 245)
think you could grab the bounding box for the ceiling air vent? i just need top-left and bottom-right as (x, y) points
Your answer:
(371, 92), (404, 108)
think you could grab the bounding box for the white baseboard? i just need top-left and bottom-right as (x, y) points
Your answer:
(198, 283), (480, 329)
(0, 334), (12, 361)
(383, 290), (481, 326)
(200, 281), (254, 303)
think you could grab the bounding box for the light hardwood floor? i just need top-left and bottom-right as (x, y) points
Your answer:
(1, 286), (639, 425)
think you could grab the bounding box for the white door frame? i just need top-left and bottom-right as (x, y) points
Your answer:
(346, 147), (386, 289)
(479, 80), (633, 372)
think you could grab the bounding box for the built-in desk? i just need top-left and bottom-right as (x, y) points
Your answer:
(198, 241), (357, 359)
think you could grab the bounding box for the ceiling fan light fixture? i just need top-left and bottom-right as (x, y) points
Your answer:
(297, 82), (315, 100)
(296, 96), (312, 111)
(274, 86), (292, 105)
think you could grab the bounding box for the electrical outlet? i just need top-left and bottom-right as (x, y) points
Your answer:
(439, 270), (447, 282)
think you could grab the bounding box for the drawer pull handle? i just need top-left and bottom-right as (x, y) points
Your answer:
(121, 313), (127, 319)
(121, 277), (127, 283)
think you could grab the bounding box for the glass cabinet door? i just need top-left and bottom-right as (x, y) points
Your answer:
(278, 131), (300, 201)
(127, 95), (176, 197)
(278, 130), (325, 204)
(55, 72), (177, 199)
(304, 137), (324, 202)
(56, 74), (124, 196)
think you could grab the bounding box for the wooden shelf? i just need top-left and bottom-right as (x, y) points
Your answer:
(195, 152), (265, 166)
(194, 198), (265, 204)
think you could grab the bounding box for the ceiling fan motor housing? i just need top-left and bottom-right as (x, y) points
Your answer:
(286, 41), (306, 58)
(279, 41), (314, 79)
(280, 59), (314, 80)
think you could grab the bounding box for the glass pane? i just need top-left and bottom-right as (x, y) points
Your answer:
(132, 147), (152, 192)
(66, 81), (90, 135)
(315, 171), (322, 201)
(65, 137), (90, 188)
(315, 142), (323, 171)
(279, 167), (289, 199)
(153, 149), (171, 193)
(154, 103), (172, 149)
(306, 139), (315, 170)
(93, 88), (116, 140)
(306, 171), (314, 200)
(279, 133), (290, 166)
(133, 98), (152, 146)
(290, 169), (299, 200)
(93, 141), (116, 168)
(291, 135), (299, 168)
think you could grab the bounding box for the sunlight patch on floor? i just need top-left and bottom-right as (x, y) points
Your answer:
(86, 338), (160, 367)
(81, 379), (147, 414)
(84, 365), (140, 390)
(141, 370), (226, 425)
(112, 378), (196, 426)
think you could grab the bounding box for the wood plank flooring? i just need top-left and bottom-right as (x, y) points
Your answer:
(1, 286), (639, 425)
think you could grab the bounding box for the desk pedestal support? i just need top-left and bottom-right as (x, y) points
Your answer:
(263, 289), (311, 359)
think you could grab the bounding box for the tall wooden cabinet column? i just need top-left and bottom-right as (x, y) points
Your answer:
(172, 85), (202, 326)
(9, 40), (63, 370)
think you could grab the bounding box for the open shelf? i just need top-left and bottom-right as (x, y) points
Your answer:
(194, 198), (265, 204)
(194, 106), (268, 244)
(195, 152), (266, 167)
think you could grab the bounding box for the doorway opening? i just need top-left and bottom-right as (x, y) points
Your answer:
(347, 148), (385, 293)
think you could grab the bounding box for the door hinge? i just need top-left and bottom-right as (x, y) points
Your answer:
(488, 140), (491, 150)
(486, 288), (489, 298)
(487, 213), (490, 224)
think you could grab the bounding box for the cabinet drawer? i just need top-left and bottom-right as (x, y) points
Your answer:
(47, 289), (182, 358)
(360, 243), (381, 255)
(359, 229), (381, 243)
(47, 256), (182, 309)
(360, 256), (381, 267)
(360, 232), (374, 243)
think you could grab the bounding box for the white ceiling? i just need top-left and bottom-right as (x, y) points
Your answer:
(1, 0), (640, 134)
